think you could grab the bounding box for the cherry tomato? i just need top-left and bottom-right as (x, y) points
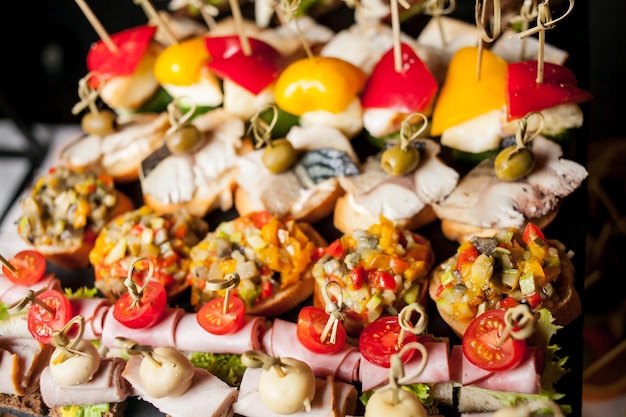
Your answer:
(27, 289), (73, 344)
(522, 223), (545, 245)
(462, 309), (527, 372)
(113, 280), (167, 329)
(2, 250), (46, 285)
(197, 295), (246, 335)
(359, 315), (417, 368)
(296, 306), (346, 354)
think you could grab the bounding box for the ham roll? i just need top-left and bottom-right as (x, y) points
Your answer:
(233, 367), (357, 417)
(262, 318), (361, 383)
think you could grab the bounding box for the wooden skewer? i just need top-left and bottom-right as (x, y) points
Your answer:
(0, 254), (17, 274)
(74, 0), (118, 53)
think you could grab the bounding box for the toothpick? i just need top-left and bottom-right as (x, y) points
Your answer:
(518, 0), (575, 84)
(75, 0), (117, 53)
(0, 254), (17, 274)
(229, 0), (252, 56)
(474, 0), (502, 81)
(390, 0), (402, 73)
(134, 0), (178, 45)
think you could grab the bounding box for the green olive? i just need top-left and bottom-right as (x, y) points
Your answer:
(494, 146), (535, 181)
(81, 110), (117, 136)
(262, 139), (297, 174)
(166, 124), (204, 154)
(380, 144), (420, 176)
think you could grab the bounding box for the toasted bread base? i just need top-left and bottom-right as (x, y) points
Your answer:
(332, 194), (438, 235)
(429, 242), (582, 338)
(143, 182), (236, 218)
(234, 179), (345, 225)
(439, 208), (560, 243)
(28, 191), (134, 270)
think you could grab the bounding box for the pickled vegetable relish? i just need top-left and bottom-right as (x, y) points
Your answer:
(89, 206), (209, 299)
(18, 167), (119, 248)
(187, 211), (321, 310)
(312, 216), (434, 327)
(433, 224), (570, 323)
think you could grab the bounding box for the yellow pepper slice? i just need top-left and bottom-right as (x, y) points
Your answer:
(274, 56), (366, 116)
(154, 36), (212, 86)
(430, 46), (508, 136)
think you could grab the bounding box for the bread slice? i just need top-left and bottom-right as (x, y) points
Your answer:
(333, 194), (437, 236)
(0, 392), (48, 417)
(25, 190), (134, 270)
(440, 208), (559, 244)
(429, 236), (582, 338)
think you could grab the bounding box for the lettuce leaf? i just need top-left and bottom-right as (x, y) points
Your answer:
(462, 386), (571, 414)
(535, 309), (568, 392)
(64, 286), (99, 299)
(360, 383), (433, 407)
(188, 352), (246, 387)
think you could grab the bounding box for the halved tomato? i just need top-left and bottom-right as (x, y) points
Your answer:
(296, 306), (346, 354)
(2, 250), (46, 285)
(196, 295), (246, 335)
(27, 289), (73, 344)
(359, 315), (417, 368)
(462, 309), (526, 372)
(112, 280), (167, 329)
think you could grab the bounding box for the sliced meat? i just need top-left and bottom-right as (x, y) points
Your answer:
(432, 136), (588, 229)
(0, 338), (52, 396)
(0, 348), (20, 395)
(39, 357), (130, 407)
(69, 298), (111, 340)
(174, 314), (266, 354)
(122, 355), (238, 417)
(101, 307), (184, 350)
(338, 139), (459, 222)
(449, 345), (542, 394)
(0, 274), (62, 305)
(262, 319), (360, 382)
(233, 367), (357, 417)
(359, 340), (452, 392)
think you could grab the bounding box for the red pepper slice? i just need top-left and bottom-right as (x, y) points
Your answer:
(204, 36), (281, 94)
(522, 222), (545, 245)
(506, 60), (593, 120)
(86, 25), (157, 86)
(361, 42), (438, 113)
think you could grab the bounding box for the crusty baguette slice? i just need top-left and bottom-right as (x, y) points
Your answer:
(429, 239), (582, 339)
(234, 178), (345, 225)
(333, 194), (437, 235)
(29, 191), (134, 270)
(440, 208), (559, 244)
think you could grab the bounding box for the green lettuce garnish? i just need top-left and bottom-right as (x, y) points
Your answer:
(189, 352), (246, 387)
(360, 383), (433, 407)
(535, 309), (569, 393)
(58, 402), (110, 417)
(462, 386), (571, 414)
(64, 286), (99, 299)
(0, 302), (10, 320)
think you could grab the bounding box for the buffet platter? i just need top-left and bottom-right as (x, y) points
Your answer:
(0, 0), (590, 416)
